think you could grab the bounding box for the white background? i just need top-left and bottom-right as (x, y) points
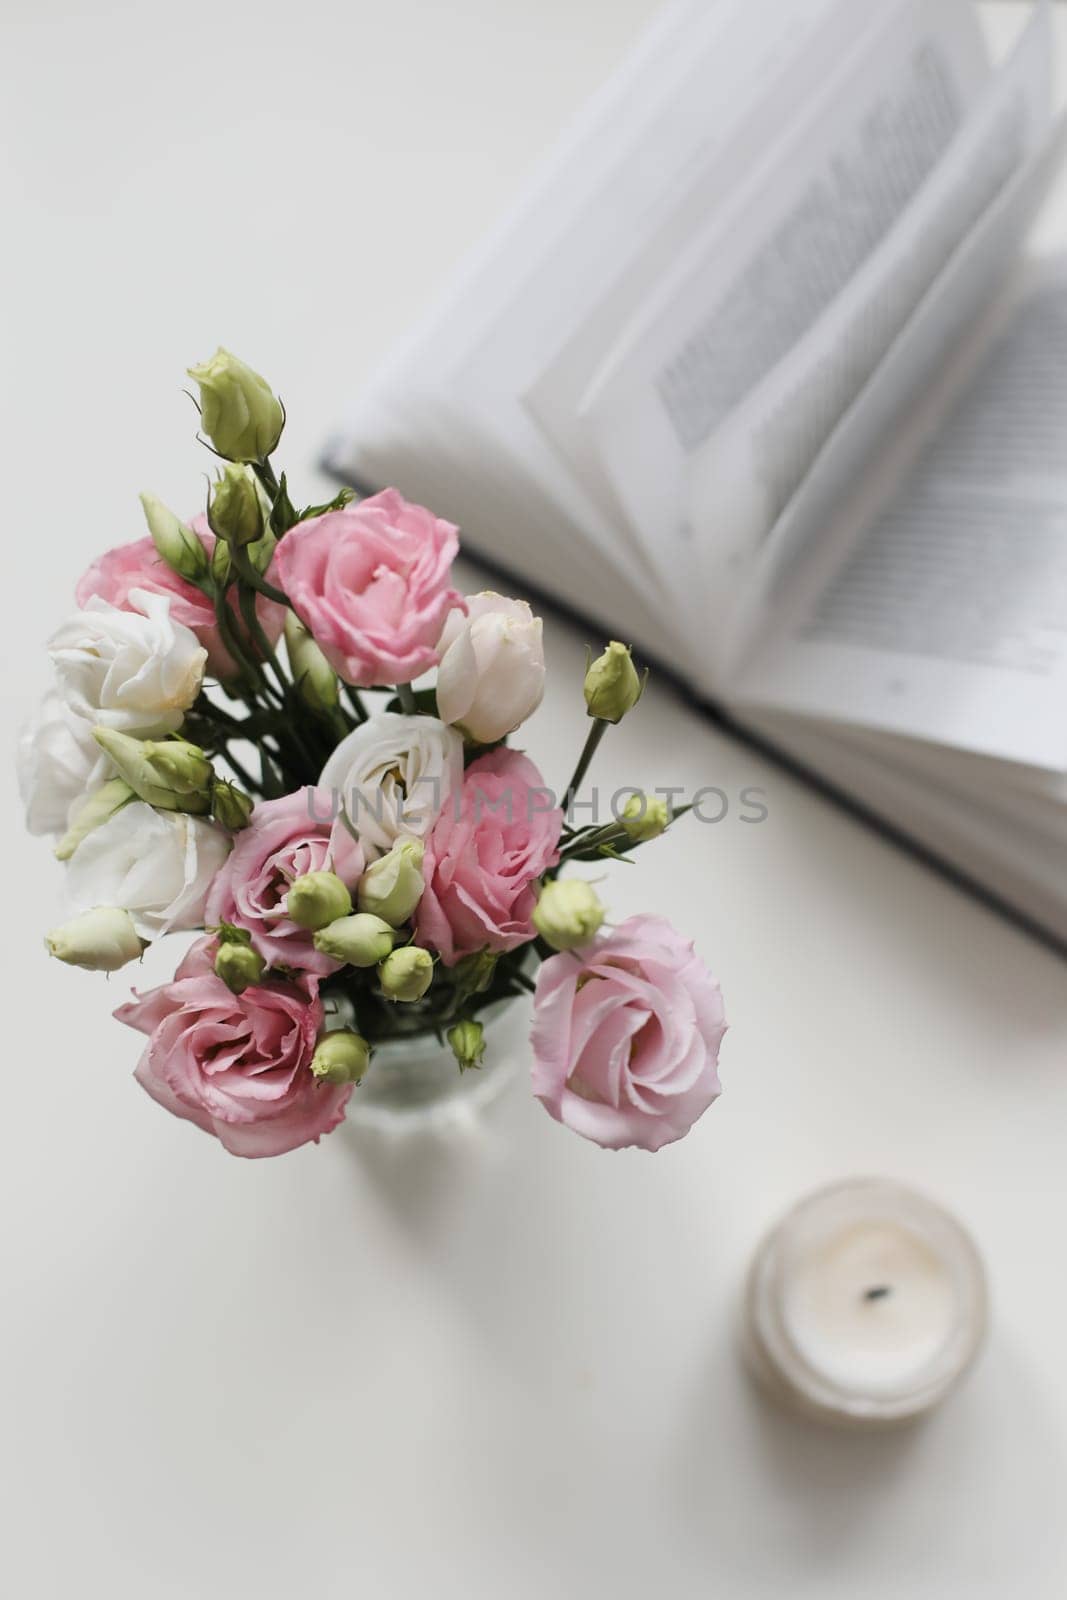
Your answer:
(4, 3), (1067, 1597)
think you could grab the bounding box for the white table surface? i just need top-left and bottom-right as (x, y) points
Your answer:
(4, 4), (1067, 1597)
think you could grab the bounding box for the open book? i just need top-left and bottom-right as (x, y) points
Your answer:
(326, 0), (1067, 952)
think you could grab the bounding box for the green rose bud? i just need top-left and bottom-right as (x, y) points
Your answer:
(214, 941), (265, 995)
(139, 492), (209, 582)
(447, 1019), (485, 1073)
(357, 838), (425, 927)
(46, 906), (145, 972)
(378, 945), (434, 1003)
(211, 781), (254, 831)
(619, 792), (670, 843)
(451, 948), (498, 998)
(187, 347), (284, 463)
(310, 1029), (371, 1085)
(54, 777), (136, 861)
(313, 912), (398, 968)
(248, 523), (278, 576)
(583, 641), (644, 723)
(286, 870), (353, 931)
(93, 728), (214, 814)
(211, 536), (232, 585)
(209, 463), (264, 548)
(285, 613), (338, 711)
(532, 878), (604, 951)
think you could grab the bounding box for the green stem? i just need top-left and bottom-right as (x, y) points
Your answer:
(212, 584), (270, 704)
(253, 459), (280, 499)
(396, 681), (418, 715)
(231, 544), (290, 608)
(344, 685), (368, 724)
(218, 742), (258, 792)
(562, 718), (609, 818)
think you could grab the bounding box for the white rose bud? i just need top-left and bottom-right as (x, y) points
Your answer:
(532, 878), (605, 951)
(313, 912), (398, 968)
(186, 347), (284, 464)
(139, 493), (210, 582)
(436, 593), (545, 744)
(285, 613), (339, 711)
(378, 945), (434, 1003)
(357, 838), (425, 926)
(54, 777), (136, 861)
(46, 906), (145, 972)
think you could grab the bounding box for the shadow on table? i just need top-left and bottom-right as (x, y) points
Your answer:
(662, 1325), (1065, 1589)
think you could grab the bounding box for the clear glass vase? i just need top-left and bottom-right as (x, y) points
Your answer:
(342, 993), (529, 1134)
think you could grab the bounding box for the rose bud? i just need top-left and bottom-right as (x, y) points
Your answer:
(532, 878), (604, 951)
(93, 727), (214, 814)
(619, 792), (669, 843)
(313, 912), (397, 968)
(357, 838), (425, 926)
(284, 613), (339, 711)
(214, 941), (265, 995)
(452, 948), (498, 996)
(583, 641), (644, 723)
(139, 492), (210, 582)
(211, 781), (254, 831)
(46, 906), (145, 972)
(378, 945), (434, 1003)
(187, 347), (284, 463)
(286, 870), (353, 931)
(447, 1019), (485, 1072)
(209, 463), (264, 547)
(310, 1030), (370, 1086)
(436, 593), (545, 744)
(54, 777), (135, 861)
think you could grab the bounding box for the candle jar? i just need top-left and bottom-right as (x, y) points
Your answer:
(744, 1178), (989, 1428)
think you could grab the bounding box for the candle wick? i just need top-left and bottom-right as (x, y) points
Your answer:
(863, 1285), (892, 1302)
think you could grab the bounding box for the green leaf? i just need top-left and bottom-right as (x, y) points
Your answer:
(298, 485), (355, 521)
(269, 472), (300, 537)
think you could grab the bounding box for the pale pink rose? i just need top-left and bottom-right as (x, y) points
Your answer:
(531, 915), (726, 1152)
(436, 592), (545, 743)
(76, 514), (285, 680)
(274, 488), (463, 687)
(115, 938), (347, 1158)
(205, 787), (364, 977)
(415, 748), (562, 965)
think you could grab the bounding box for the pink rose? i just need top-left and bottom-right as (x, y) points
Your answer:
(115, 938), (348, 1158)
(274, 488), (463, 687)
(531, 915), (726, 1152)
(205, 787), (363, 977)
(76, 514), (285, 680)
(416, 748), (562, 964)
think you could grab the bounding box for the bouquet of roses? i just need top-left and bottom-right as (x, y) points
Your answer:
(18, 349), (726, 1158)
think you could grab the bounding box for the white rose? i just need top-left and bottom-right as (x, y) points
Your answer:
(436, 592), (545, 744)
(49, 589), (206, 739)
(64, 801), (232, 940)
(318, 712), (463, 859)
(17, 690), (107, 837)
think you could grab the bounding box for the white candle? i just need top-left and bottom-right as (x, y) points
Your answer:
(744, 1179), (988, 1427)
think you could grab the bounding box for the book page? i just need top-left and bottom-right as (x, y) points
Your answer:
(734, 260), (1067, 771)
(575, 0), (991, 652)
(443, 0), (872, 612)
(521, 0), (908, 558)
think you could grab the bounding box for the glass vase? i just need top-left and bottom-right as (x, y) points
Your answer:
(341, 993), (529, 1134)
